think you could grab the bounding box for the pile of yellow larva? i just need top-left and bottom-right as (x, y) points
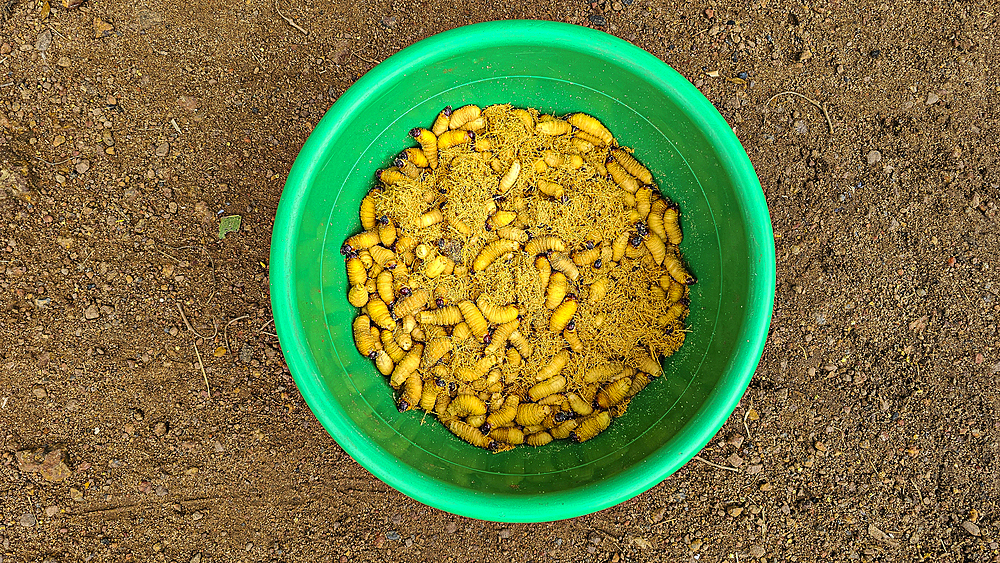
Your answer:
(342, 104), (695, 451)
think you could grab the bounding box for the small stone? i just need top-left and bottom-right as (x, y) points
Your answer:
(33, 387), (47, 399)
(612, 1), (623, 10)
(75, 160), (90, 174)
(190, 554), (202, 563)
(498, 528), (510, 539)
(386, 531), (401, 541)
(588, 14), (606, 26)
(866, 150), (882, 165)
(815, 441), (828, 452)
(107, 95), (118, 106)
(962, 521), (981, 536)
(749, 544), (766, 558)
(53, 135), (66, 147)
(36, 29), (53, 51)
(94, 18), (114, 38)
(69, 487), (84, 501)
(1, 42), (12, 55)
(41, 450), (72, 482)
(444, 521), (457, 533)
(728, 434), (745, 448)
(84, 305), (100, 320)
(380, 15), (397, 28)
(726, 453), (744, 467)
(728, 506), (744, 517)
(45, 505), (60, 517)
(798, 49), (813, 62)
(589, 532), (603, 545)
(153, 421), (169, 436)
(57, 56), (71, 67)
(651, 506), (667, 523)
(155, 142), (170, 157)
(704, 8), (715, 18)
(925, 92), (940, 105)
(155, 484), (169, 496)
(20, 512), (37, 527)
(191, 512), (204, 521)
(690, 539), (703, 551)
(759, 482), (773, 491)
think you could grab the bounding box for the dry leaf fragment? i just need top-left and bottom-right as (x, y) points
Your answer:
(94, 18), (114, 39)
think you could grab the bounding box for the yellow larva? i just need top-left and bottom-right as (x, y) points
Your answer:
(611, 232), (629, 262)
(437, 129), (472, 150)
(472, 239), (520, 272)
(633, 351), (663, 377)
(490, 427), (525, 445)
(572, 246), (601, 267)
(476, 295), (518, 324)
(376, 270), (394, 304)
(543, 151), (565, 167)
(457, 300), (490, 340)
(389, 343), (423, 387)
(549, 297), (578, 333)
(487, 210), (517, 230)
(611, 148), (653, 185)
(535, 119), (572, 136)
(516, 403), (550, 426)
(667, 279), (686, 303)
(536, 179), (565, 199)
(573, 130), (605, 146)
(525, 432), (553, 446)
(448, 394), (488, 417)
(584, 361), (625, 384)
(508, 330), (534, 359)
(374, 350), (394, 376)
(381, 329), (405, 362)
(513, 108), (534, 129)
(431, 106), (452, 135)
(378, 167), (410, 185)
(645, 234), (666, 265)
(499, 160), (521, 193)
(367, 297), (396, 331)
(419, 383), (441, 411)
(346, 230), (380, 251)
(449, 420), (494, 449)
(538, 393), (566, 407)
(452, 321), (473, 342)
(596, 377), (632, 409)
(398, 373), (422, 411)
(420, 337), (452, 368)
(410, 127), (438, 168)
(648, 207), (666, 241)
(568, 154), (584, 169)
(525, 235), (565, 256)
(535, 256), (551, 289)
(606, 160), (639, 193)
(528, 375), (567, 402)
(418, 208), (444, 228)
(455, 355), (498, 382)
(550, 419), (579, 440)
(536, 351), (570, 381)
(400, 146), (430, 168)
(448, 105), (482, 130)
(627, 372), (651, 397)
(360, 192), (378, 231)
(564, 325), (584, 352)
(545, 272), (569, 310)
(588, 277), (609, 304)
(496, 225), (528, 242)
(486, 395), (520, 428)
(658, 299), (689, 326)
(571, 138), (594, 153)
(548, 252), (580, 281)
(378, 217), (397, 247)
(485, 320), (519, 357)
(368, 245), (397, 269)
(416, 305), (463, 326)
(635, 187), (652, 218)
(571, 411), (611, 442)
(567, 392), (594, 416)
(567, 113), (614, 145)
(663, 206), (683, 245)
(423, 255), (455, 279)
(392, 289), (429, 318)
(353, 315), (378, 358)
(348, 284), (369, 308)
(474, 136), (493, 152)
(664, 253), (697, 285)
(506, 347), (522, 367)
(395, 158), (421, 179)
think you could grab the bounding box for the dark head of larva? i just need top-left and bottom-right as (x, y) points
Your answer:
(605, 155), (614, 165)
(340, 243), (354, 256)
(373, 168), (383, 180)
(435, 297), (445, 308)
(685, 275), (697, 286)
(400, 286), (412, 297)
(480, 422), (492, 434)
(443, 105), (453, 116)
(484, 223), (492, 232)
(492, 193), (506, 204)
(379, 215), (389, 225)
(367, 350), (378, 361)
(585, 240), (595, 250)
(482, 332), (493, 345)
(593, 258), (603, 269)
(396, 399), (410, 413)
(679, 297), (691, 307)
(448, 382), (458, 394)
(468, 131), (476, 141)
(571, 125), (579, 133)
(393, 157), (406, 168)
(561, 194), (569, 204)
(554, 411), (573, 423)
(569, 431), (581, 442)
(435, 377), (446, 388)
(566, 293), (578, 301)
(487, 440), (500, 452)
(635, 222), (649, 237)
(409, 127), (421, 138)
(629, 234), (644, 248)
(566, 319), (576, 331)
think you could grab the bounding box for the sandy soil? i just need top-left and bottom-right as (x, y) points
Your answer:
(2, 0), (999, 561)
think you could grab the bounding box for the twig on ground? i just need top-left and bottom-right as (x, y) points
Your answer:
(35, 157), (71, 166)
(765, 90), (835, 134)
(910, 479), (924, 506)
(275, 0), (308, 35)
(176, 303), (218, 340)
(742, 398), (753, 440)
(193, 343), (211, 398)
(351, 51), (380, 65)
(224, 315), (250, 353)
(692, 456), (740, 473)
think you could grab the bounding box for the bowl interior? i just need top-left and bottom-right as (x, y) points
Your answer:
(272, 21), (773, 522)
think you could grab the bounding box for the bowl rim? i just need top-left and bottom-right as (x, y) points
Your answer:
(270, 19), (775, 522)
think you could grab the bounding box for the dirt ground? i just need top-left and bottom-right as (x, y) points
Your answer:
(2, 0), (999, 560)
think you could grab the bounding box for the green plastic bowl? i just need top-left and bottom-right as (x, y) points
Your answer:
(270, 20), (774, 522)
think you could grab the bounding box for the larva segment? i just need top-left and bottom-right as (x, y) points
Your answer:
(438, 129), (473, 150)
(448, 105), (482, 130)
(389, 343), (423, 388)
(567, 113), (614, 145)
(544, 272), (569, 310)
(410, 127), (438, 169)
(515, 403), (550, 426)
(611, 148), (653, 184)
(457, 300), (490, 339)
(525, 432), (553, 446)
(431, 106), (452, 136)
(535, 119), (572, 136)
(525, 235), (566, 256)
(476, 295), (518, 324)
(353, 315), (378, 358)
(571, 411), (612, 442)
(596, 377), (632, 409)
(549, 297), (578, 333)
(499, 161), (521, 193)
(528, 375), (567, 402)
(449, 420), (495, 449)
(536, 351), (570, 381)
(472, 239), (520, 272)
(606, 160), (639, 193)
